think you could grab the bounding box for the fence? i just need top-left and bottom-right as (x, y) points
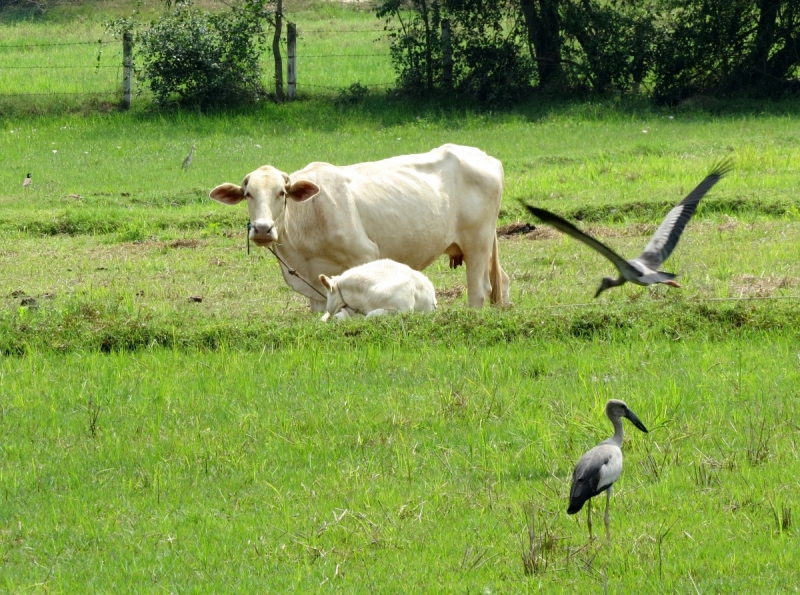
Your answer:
(0, 20), (410, 107)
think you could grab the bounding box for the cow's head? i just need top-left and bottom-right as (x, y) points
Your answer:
(209, 165), (320, 247)
(318, 274), (355, 321)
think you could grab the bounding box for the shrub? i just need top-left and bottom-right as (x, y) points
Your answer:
(136, 1), (269, 108)
(377, 0), (533, 102)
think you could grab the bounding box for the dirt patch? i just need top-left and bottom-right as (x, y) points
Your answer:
(497, 222), (536, 237)
(731, 274), (798, 297)
(521, 227), (560, 241)
(170, 239), (202, 249)
(436, 285), (464, 301)
(584, 223), (657, 239)
(717, 216), (739, 232)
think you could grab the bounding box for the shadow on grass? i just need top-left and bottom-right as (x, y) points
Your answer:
(2, 298), (798, 355)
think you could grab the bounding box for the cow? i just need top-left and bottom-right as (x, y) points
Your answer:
(318, 259), (437, 321)
(209, 144), (510, 312)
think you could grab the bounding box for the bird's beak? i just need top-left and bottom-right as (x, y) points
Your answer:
(594, 284), (605, 298)
(624, 408), (649, 433)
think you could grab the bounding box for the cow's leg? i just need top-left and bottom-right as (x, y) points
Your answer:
(365, 309), (391, 318)
(464, 249), (492, 308)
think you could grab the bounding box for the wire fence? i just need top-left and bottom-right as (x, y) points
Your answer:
(0, 25), (394, 101)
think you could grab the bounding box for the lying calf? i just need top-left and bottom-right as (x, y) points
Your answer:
(319, 259), (437, 321)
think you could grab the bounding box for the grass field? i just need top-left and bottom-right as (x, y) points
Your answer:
(2, 1), (800, 593)
(2, 339), (799, 593)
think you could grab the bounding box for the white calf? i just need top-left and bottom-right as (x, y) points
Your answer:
(318, 259), (437, 321)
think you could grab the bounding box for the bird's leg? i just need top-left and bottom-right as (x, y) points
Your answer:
(604, 487), (612, 543)
(587, 498), (593, 541)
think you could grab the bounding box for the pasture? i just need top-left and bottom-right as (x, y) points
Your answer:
(2, 1), (800, 593)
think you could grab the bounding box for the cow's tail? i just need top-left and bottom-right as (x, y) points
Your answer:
(489, 235), (506, 306)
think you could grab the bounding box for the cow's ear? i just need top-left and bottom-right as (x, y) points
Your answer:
(286, 180), (320, 202)
(209, 183), (245, 205)
(319, 274), (333, 291)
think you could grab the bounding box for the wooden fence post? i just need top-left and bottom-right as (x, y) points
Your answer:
(122, 31), (132, 109)
(273, 0), (285, 102)
(287, 22), (296, 100)
(441, 19), (452, 89)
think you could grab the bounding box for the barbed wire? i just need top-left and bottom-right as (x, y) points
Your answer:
(299, 82), (393, 89)
(0, 91), (120, 96)
(298, 53), (390, 58)
(301, 29), (386, 33)
(0, 65), (120, 69)
(0, 41), (113, 48)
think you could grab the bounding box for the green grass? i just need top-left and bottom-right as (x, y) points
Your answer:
(2, 338), (799, 592)
(0, 0), (393, 112)
(2, 2), (800, 592)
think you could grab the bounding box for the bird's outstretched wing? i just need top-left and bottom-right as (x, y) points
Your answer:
(524, 205), (640, 278)
(638, 157), (734, 268)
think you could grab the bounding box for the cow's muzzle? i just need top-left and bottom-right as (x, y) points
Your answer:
(249, 221), (278, 245)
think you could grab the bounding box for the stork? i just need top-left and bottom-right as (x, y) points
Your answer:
(567, 399), (648, 541)
(524, 158), (734, 297)
(182, 145), (195, 170)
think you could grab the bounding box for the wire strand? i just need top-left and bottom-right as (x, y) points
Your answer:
(0, 41), (113, 48)
(0, 65), (120, 69)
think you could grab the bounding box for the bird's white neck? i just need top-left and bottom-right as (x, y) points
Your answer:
(606, 416), (624, 447)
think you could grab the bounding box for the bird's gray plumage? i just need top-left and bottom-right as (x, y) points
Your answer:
(567, 399), (648, 541)
(182, 145), (195, 170)
(524, 158), (734, 297)
(22, 173), (32, 188)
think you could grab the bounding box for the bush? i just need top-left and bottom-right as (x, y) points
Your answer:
(135, 1), (269, 108)
(377, 0), (533, 103)
(561, 0), (657, 94)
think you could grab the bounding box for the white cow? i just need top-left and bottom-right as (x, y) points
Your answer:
(318, 259), (437, 321)
(209, 144), (509, 312)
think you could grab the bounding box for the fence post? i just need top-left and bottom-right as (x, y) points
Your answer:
(441, 19), (452, 89)
(287, 22), (296, 100)
(273, 0), (285, 102)
(122, 31), (132, 109)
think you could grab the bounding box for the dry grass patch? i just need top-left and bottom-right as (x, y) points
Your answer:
(583, 223), (657, 239)
(497, 222), (537, 237)
(520, 227), (560, 241)
(717, 215), (739, 232)
(436, 285), (465, 302)
(730, 274), (798, 297)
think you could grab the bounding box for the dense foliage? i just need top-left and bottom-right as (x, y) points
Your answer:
(377, 0), (800, 104)
(131, 1), (270, 108)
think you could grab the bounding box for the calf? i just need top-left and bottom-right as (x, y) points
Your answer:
(318, 259), (437, 321)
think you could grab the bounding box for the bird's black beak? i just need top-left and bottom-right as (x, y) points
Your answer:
(624, 408), (649, 433)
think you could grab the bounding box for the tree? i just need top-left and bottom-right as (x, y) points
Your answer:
(653, 0), (800, 102)
(518, 0), (564, 90)
(377, 0), (533, 102)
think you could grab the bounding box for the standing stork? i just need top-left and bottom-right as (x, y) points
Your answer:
(182, 145), (195, 170)
(524, 158), (734, 297)
(568, 399), (648, 542)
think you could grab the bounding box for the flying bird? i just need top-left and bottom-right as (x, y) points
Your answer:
(524, 158), (734, 297)
(568, 399), (649, 542)
(22, 173), (32, 188)
(182, 145), (195, 170)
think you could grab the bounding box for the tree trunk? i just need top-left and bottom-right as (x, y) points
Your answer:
(749, 0), (780, 81)
(419, 0), (434, 92)
(519, 0), (563, 89)
(273, 0), (285, 102)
